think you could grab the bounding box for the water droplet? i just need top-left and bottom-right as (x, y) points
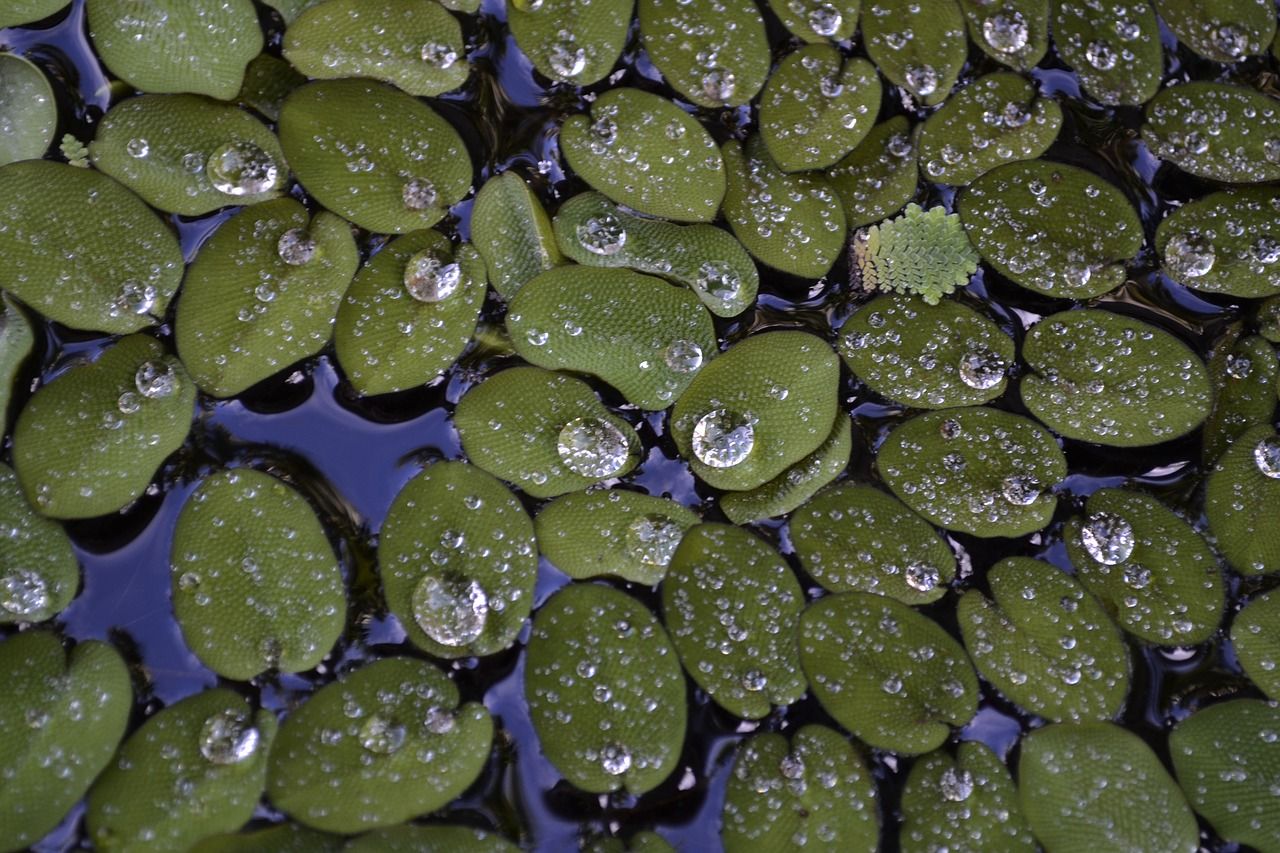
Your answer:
(626, 514), (685, 568)
(1264, 138), (1280, 165)
(701, 66), (736, 102)
(808, 3), (841, 36)
(600, 742), (632, 776)
(135, 360), (178, 399)
(691, 409), (755, 468)
(277, 228), (316, 266)
(112, 280), (157, 317)
(420, 41), (457, 68)
(1251, 236), (1280, 265)
(404, 250), (462, 303)
(1254, 435), (1280, 478)
(982, 10), (1030, 54)
(402, 177), (438, 211)
(695, 260), (741, 302)
(548, 36), (586, 78)
(887, 133), (913, 158)
(117, 391), (141, 414)
(359, 714), (406, 754)
(1210, 23), (1248, 58)
(1080, 511), (1135, 565)
(411, 574), (489, 646)
(199, 709), (260, 765)
(939, 766), (974, 801)
(741, 668), (768, 692)
(0, 569), (50, 618)
(958, 346), (1006, 390)
(577, 214), (626, 256)
(1085, 39), (1117, 70)
(881, 675), (903, 694)
(1123, 564), (1152, 589)
(664, 339), (704, 374)
(1001, 474), (1041, 506)
(206, 141), (279, 196)
(1165, 232), (1215, 278)
(904, 561), (940, 593)
(905, 65), (938, 98)
(1225, 353), (1253, 379)
(556, 416), (632, 478)
(423, 706), (456, 734)
(779, 752), (806, 779)
(125, 137), (149, 158)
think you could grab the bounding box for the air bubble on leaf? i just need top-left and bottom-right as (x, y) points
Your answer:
(411, 575), (489, 647)
(277, 228), (316, 266)
(557, 416), (632, 478)
(904, 561), (940, 593)
(939, 766), (974, 801)
(0, 568), (50, 619)
(958, 346), (1006, 390)
(135, 359), (178, 399)
(1001, 473), (1041, 506)
(808, 3), (842, 37)
(577, 214), (627, 256)
(1080, 511), (1136, 565)
(905, 65), (939, 97)
(1254, 435), (1280, 479)
(701, 67), (736, 102)
(691, 409), (755, 468)
(198, 709), (260, 765)
(982, 10), (1030, 54)
(625, 514), (685, 568)
(548, 36), (586, 79)
(1165, 232), (1215, 278)
(403, 251), (461, 303)
(359, 714), (407, 755)
(601, 742), (632, 776)
(206, 141), (279, 197)
(664, 339), (704, 374)
(401, 177), (438, 211)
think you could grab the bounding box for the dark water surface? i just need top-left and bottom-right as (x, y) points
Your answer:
(3, 0), (1279, 850)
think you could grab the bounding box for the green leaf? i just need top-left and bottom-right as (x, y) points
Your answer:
(172, 468), (346, 680)
(1155, 187), (1280, 298)
(59, 133), (89, 167)
(0, 54), (56, 167)
(901, 742), (1036, 853)
(0, 0), (69, 28)
(662, 523), (806, 718)
(917, 73), (1062, 186)
(454, 366), (640, 498)
(0, 160), (183, 334)
(637, 0), (769, 108)
(237, 53), (306, 123)
(766, 0), (859, 42)
(267, 657), (493, 833)
(1152, 0), (1277, 61)
(535, 490), (700, 585)
(176, 199), (358, 397)
(1020, 309), (1212, 447)
(284, 0), (468, 97)
(507, 0), (631, 85)
(828, 116), (919, 229)
(508, 266), (718, 410)
(1064, 488), (1223, 645)
(91, 94), (288, 216)
(759, 46), (880, 173)
(1260, 295), (1280, 343)
(560, 88), (726, 223)
(1205, 423), (1280, 575)
(958, 556), (1130, 722)
(1018, 721), (1200, 853)
(0, 295), (34, 430)
(13, 334), (195, 519)
(345, 825), (520, 853)
(86, 0), (262, 100)
(263, 0), (323, 24)
(719, 413), (851, 524)
(1231, 588), (1280, 698)
(789, 482), (956, 604)
(862, 0), (966, 105)
(471, 171), (564, 300)
(1204, 331), (1278, 464)
(720, 725), (879, 853)
(280, 79), (472, 234)
(957, 0), (1050, 70)
(959, 160), (1143, 299)
(525, 583), (686, 794)
(584, 831), (673, 853)
(670, 331), (841, 492)
(87, 689), (277, 852)
(379, 461), (537, 658)
(333, 230), (486, 396)
(0, 632), (131, 851)
(1143, 83), (1280, 184)
(190, 824), (345, 853)
(800, 591), (978, 754)
(0, 463), (77, 624)
(839, 294), (1012, 408)
(1052, 0), (1162, 106)
(721, 137), (846, 278)
(551, 192), (758, 318)
(853, 205), (979, 305)
(877, 406), (1067, 538)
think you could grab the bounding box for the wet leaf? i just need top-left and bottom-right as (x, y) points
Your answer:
(87, 689), (277, 852)
(264, 0), (325, 23)
(1152, 0), (1276, 61)
(959, 556), (1130, 721)
(767, 0), (859, 42)
(1020, 309), (1212, 447)
(0, 1), (69, 28)
(1064, 488), (1223, 645)
(190, 823), (345, 853)
(800, 591), (978, 754)
(1052, 0), (1162, 106)
(471, 171), (564, 300)
(87, 0), (262, 99)
(838, 294), (1012, 408)
(333, 230), (486, 396)
(0, 632), (130, 851)
(759, 46), (880, 173)
(877, 406), (1066, 538)
(828, 116), (919, 229)
(560, 88), (726, 223)
(959, 160), (1143, 299)
(901, 742), (1036, 853)
(1259, 295), (1280, 343)
(551, 192), (757, 317)
(721, 725), (878, 852)
(670, 331), (841, 491)
(1204, 332), (1278, 463)
(789, 482), (956, 605)
(662, 523), (806, 718)
(0, 463), (77, 624)
(584, 831), (674, 853)
(0, 54), (56, 167)
(1205, 423), (1280, 575)
(379, 461), (537, 658)
(535, 490), (699, 585)
(345, 824), (521, 853)
(638, 0), (769, 108)
(525, 583), (686, 794)
(507, 0), (631, 86)
(279, 79), (472, 234)
(12, 334), (195, 519)
(172, 468), (346, 680)
(0, 160), (183, 334)
(1154, 187), (1280, 298)
(852, 205), (979, 305)
(284, 0), (468, 97)
(957, 0), (1049, 70)
(237, 53), (306, 122)
(454, 366), (640, 498)
(176, 199), (359, 397)
(720, 413), (851, 525)
(1231, 588), (1280, 698)
(917, 73), (1062, 186)
(267, 657), (492, 833)
(0, 295), (34, 429)
(1018, 721), (1200, 853)
(722, 136), (846, 278)
(861, 0), (966, 105)
(1143, 83), (1280, 184)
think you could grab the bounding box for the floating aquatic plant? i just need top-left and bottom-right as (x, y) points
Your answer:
(852, 204), (979, 304)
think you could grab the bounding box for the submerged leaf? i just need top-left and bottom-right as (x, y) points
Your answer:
(638, 0), (769, 108)
(862, 0), (966, 105)
(1232, 589), (1280, 698)
(1152, 0), (1276, 61)
(1052, 0), (1162, 106)
(828, 116), (919, 229)
(901, 742), (1036, 853)
(471, 171), (564, 300)
(719, 413), (851, 525)
(1143, 83), (1280, 184)
(853, 205), (979, 305)
(1205, 423), (1280, 575)
(1155, 187), (1280, 298)
(507, 0), (631, 85)
(0, 53), (56, 167)
(957, 0), (1050, 69)
(0, 463), (77, 624)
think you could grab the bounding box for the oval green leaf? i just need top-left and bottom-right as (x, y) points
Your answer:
(1155, 187), (1280, 298)
(719, 413), (851, 524)
(1152, 0), (1276, 61)
(0, 1), (69, 28)
(237, 53), (306, 123)
(507, 0), (631, 85)
(346, 824), (520, 853)
(0, 53), (55, 167)
(1205, 423), (1280, 575)
(190, 823), (344, 853)
(471, 171), (564, 300)
(862, 0), (966, 105)
(828, 116), (919, 229)
(1232, 588), (1280, 698)
(0, 295), (34, 430)
(767, 0), (860, 43)
(1143, 83), (1280, 184)
(0, 463), (77, 624)
(638, 0), (769, 108)
(1052, 0), (1162, 106)
(1203, 331), (1278, 464)
(957, 0), (1050, 70)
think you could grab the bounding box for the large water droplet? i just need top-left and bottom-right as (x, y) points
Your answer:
(206, 141), (279, 196)
(664, 339), (704, 374)
(577, 214), (626, 256)
(0, 568), (50, 618)
(423, 706), (456, 734)
(1254, 435), (1280, 478)
(625, 514), (685, 568)
(1085, 39), (1117, 70)
(112, 280), (157, 317)
(402, 177), (438, 211)
(982, 10), (1030, 54)
(1080, 511), (1135, 565)
(557, 416), (632, 478)
(905, 65), (938, 97)
(1165, 232), (1215, 278)
(904, 561), (940, 593)
(958, 346), (1006, 390)
(135, 360), (178, 399)
(601, 742), (632, 776)
(277, 228), (316, 266)
(420, 41), (458, 69)
(1123, 564), (1152, 589)
(695, 260), (741, 303)
(808, 3), (841, 36)
(125, 137), (149, 158)
(1210, 23), (1248, 58)
(701, 66), (736, 102)
(691, 409), (755, 468)
(404, 250), (462, 302)
(199, 709), (260, 765)
(939, 766), (974, 801)
(359, 714), (407, 754)
(1001, 474), (1041, 506)
(412, 574), (489, 647)
(548, 36), (586, 78)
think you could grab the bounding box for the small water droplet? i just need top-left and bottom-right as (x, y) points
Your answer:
(808, 3), (841, 36)
(420, 41), (457, 68)
(556, 416), (632, 478)
(940, 766), (974, 801)
(701, 66), (736, 102)
(1123, 564), (1152, 589)
(548, 35), (586, 78)
(664, 339), (704, 374)
(600, 742), (632, 776)
(125, 137), (149, 158)
(112, 280), (157, 317)
(779, 751), (806, 779)
(905, 65), (938, 98)
(904, 561), (940, 593)
(1085, 39), (1117, 70)
(1001, 474), (1041, 506)
(423, 706), (456, 735)
(691, 409), (755, 468)
(695, 260), (741, 303)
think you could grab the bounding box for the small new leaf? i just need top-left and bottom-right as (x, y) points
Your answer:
(60, 134), (89, 168)
(854, 204), (978, 305)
